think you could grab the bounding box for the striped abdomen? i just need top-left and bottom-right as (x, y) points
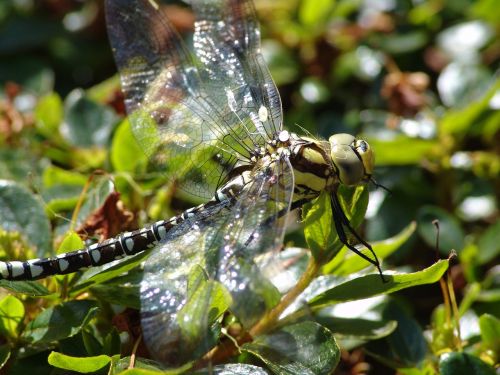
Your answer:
(0, 213), (187, 281)
(0, 184), (240, 281)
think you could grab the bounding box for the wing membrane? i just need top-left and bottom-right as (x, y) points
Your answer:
(140, 157), (294, 365)
(105, 0), (283, 198)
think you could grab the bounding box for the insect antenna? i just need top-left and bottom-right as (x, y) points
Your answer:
(370, 177), (392, 195)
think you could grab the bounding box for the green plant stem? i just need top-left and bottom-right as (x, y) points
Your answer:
(447, 274), (462, 350)
(249, 255), (320, 337)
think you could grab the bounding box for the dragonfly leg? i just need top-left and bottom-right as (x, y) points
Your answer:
(330, 192), (386, 282)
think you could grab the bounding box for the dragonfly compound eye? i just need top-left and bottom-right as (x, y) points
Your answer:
(329, 133), (372, 186)
(354, 139), (374, 179)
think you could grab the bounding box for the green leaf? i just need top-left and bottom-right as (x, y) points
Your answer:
(367, 136), (435, 166)
(309, 260), (449, 308)
(86, 75), (121, 102)
(0, 344), (10, 369)
(315, 316), (397, 340)
(229, 259), (281, 328)
(299, 0), (334, 26)
(194, 364), (269, 374)
(303, 186), (369, 262)
(62, 89), (118, 147)
(57, 231), (85, 255)
(242, 321), (340, 375)
(71, 251), (148, 296)
(42, 185), (82, 214)
(477, 221), (500, 265)
(116, 370), (170, 375)
(326, 221), (416, 276)
(22, 300), (99, 343)
(82, 329), (103, 356)
(76, 175), (115, 223)
(0, 180), (51, 255)
(35, 92), (63, 138)
(338, 184), (369, 229)
(7, 350), (53, 375)
(439, 352), (496, 375)
(110, 356), (178, 374)
(381, 301), (427, 365)
(303, 192), (336, 260)
(371, 31), (428, 54)
(0, 295), (24, 339)
(177, 279), (231, 348)
(48, 352), (111, 373)
(42, 166), (87, 188)
(479, 313), (500, 355)
(0, 280), (51, 296)
(103, 328), (122, 356)
(0, 149), (41, 183)
(417, 206), (465, 254)
(398, 364), (438, 375)
(471, 0), (500, 23)
(440, 78), (500, 137)
(111, 119), (148, 173)
(90, 271), (141, 309)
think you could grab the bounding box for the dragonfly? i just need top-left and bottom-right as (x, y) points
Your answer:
(0, 0), (384, 367)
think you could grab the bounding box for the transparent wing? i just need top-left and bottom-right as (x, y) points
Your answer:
(140, 156), (294, 366)
(105, 0), (282, 198)
(189, 0), (283, 139)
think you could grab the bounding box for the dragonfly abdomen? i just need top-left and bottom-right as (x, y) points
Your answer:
(0, 174), (249, 281)
(0, 223), (161, 281)
(0, 202), (215, 281)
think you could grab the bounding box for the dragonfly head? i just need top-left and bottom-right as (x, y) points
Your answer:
(328, 133), (374, 186)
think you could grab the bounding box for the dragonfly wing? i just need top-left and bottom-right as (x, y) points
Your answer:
(215, 155), (294, 328)
(140, 156), (294, 366)
(105, 0), (283, 198)
(189, 0), (283, 140)
(140, 200), (233, 365)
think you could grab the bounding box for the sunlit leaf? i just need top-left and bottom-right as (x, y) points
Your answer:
(111, 119), (148, 173)
(0, 280), (51, 296)
(299, 0), (333, 26)
(48, 352), (111, 373)
(35, 92), (63, 138)
(0, 295), (24, 339)
(309, 260), (449, 308)
(367, 137), (435, 166)
(42, 166), (87, 188)
(56, 231), (85, 255)
(243, 321), (340, 375)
